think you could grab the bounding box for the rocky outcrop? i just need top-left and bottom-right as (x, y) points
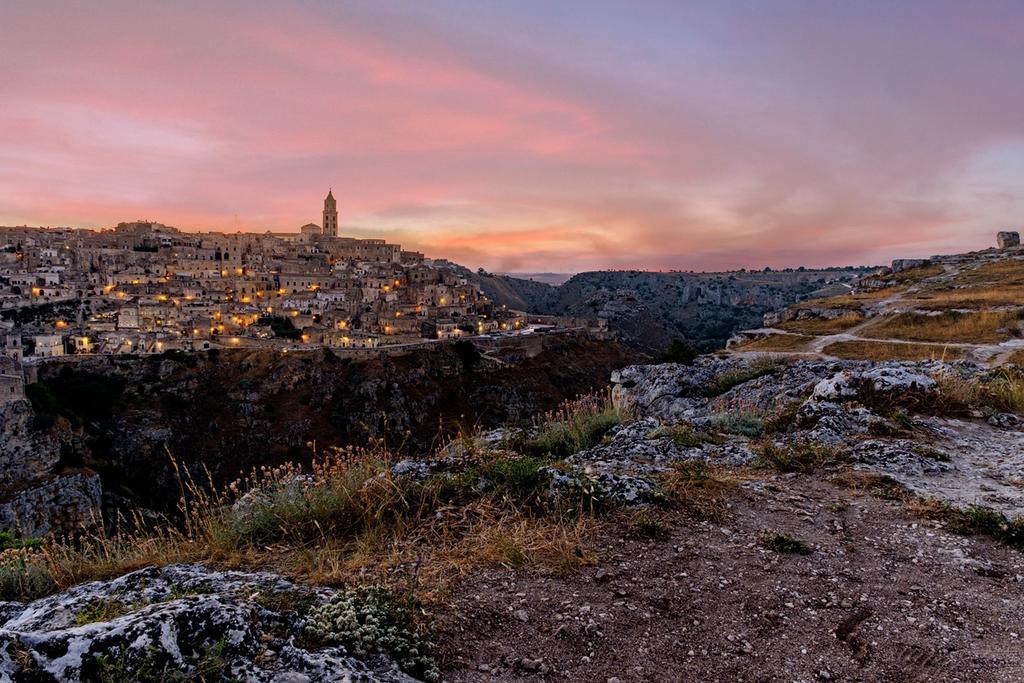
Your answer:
(0, 472), (101, 537)
(997, 231), (1020, 249)
(0, 399), (100, 537)
(610, 356), (1024, 514)
(0, 564), (414, 682)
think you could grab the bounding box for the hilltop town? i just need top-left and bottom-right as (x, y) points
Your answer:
(0, 191), (532, 363)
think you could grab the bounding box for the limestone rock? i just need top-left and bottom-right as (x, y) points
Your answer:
(0, 564), (414, 682)
(997, 231), (1020, 249)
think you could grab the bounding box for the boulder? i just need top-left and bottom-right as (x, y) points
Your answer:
(891, 258), (930, 272)
(997, 231), (1020, 249)
(812, 366), (935, 402)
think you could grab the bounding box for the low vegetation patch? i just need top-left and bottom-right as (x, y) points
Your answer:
(949, 258), (1024, 287)
(933, 367), (1024, 414)
(914, 501), (1024, 549)
(862, 310), (1022, 344)
(658, 461), (737, 523)
(886, 263), (945, 282)
(823, 339), (964, 362)
(308, 585), (439, 682)
(812, 286), (906, 311)
(760, 531), (812, 555)
(75, 597), (132, 625)
(517, 391), (626, 458)
(761, 400), (804, 434)
(0, 434), (611, 605)
(754, 441), (846, 473)
(909, 285), (1024, 310)
(710, 411), (764, 437)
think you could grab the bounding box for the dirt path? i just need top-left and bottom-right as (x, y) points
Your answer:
(438, 474), (1024, 682)
(730, 262), (1024, 366)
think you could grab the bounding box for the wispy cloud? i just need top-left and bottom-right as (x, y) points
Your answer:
(1, 0), (1022, 270)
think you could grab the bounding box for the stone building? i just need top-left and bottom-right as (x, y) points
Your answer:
(0, 357), (24, 404)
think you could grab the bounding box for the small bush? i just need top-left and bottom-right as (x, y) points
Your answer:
(762, 401), (803, 434)
(307, 586), (439, 682)
(657, 339), (698, 365)
(629, 511), (671, 539)
(0, 531), (42, 551)
(912, 446), (950, 463)
(760, 532), (812, 555)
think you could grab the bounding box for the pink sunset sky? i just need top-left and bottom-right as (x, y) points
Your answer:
(2, 1), (1023, 273)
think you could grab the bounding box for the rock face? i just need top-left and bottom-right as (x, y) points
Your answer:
(0, 564), (414, 682)
(29, 337), (634, 517)
(458, 266), (868, 353)
(891, 258), (931, 272)
(997, 231), (1020, 249)
(610, 356), (1024, 514)
(0, 399), (101, 537)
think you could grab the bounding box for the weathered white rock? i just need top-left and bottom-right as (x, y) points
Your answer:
(0, 564), (415, 682)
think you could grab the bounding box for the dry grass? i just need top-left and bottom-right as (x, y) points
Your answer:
(1005, 349), (1024, 366)
(776, 313), (864, 335)
(933, 367), (1024, 414)
(732, 334), (813, 352)
(0, 436), (611, 603)
(823, 340), (965, 362)
(950, 259), (1024, 287)
(812, 286), (906, 311)
(908, 286), (1024, 310)
(657, 461), (737, 523)
(886, 264), (945, 282)
(862, 310), (1021, 344)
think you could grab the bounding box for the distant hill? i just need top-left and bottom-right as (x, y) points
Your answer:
(498, 272), (575, 286)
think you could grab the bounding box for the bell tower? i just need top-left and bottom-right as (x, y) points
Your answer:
(322, 189), (338, 237)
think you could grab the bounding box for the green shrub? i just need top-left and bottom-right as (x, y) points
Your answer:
(629, 511), (671, 539)
(0, 531), (42, 551)
(521, 393), (624, 458)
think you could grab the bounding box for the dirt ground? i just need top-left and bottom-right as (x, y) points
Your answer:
(438, 472), (1024, 682)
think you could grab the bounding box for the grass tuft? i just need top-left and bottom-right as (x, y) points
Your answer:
(760, 531), (812, 555)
